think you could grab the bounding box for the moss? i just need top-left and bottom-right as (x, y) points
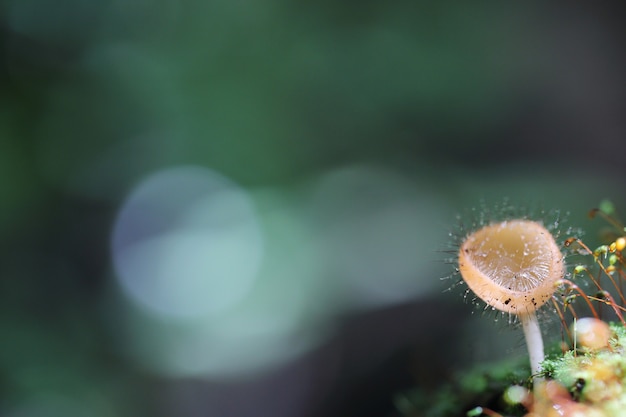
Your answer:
(541, 322), (626, 416)
(395, 358), (531, 417)
(396, 323), (626, 416)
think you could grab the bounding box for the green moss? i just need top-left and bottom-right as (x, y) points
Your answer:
(541, 322), (626, 416)
(395, 358), (531, 417)
(397, 323), (626, 416)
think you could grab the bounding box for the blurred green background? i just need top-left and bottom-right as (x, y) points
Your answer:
(2, 2), (626, 416)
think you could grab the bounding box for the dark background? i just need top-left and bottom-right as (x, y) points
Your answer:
(2, 2), (626, 416)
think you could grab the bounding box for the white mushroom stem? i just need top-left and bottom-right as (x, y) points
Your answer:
(520, 312), (544, 384)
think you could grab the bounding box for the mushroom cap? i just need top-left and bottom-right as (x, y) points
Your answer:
(458, 219), (564, 314)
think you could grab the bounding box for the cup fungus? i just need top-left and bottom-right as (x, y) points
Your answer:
(458, 219), (565, 380)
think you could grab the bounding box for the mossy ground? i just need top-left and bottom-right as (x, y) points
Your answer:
(540, 322), (626, 417)
(394, 357), (531, 417)
(395, 322), (626, 417)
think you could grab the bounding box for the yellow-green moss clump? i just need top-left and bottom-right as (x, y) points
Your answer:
(540, 322), (626, 417)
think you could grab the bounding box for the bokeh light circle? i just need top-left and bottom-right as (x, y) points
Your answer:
(111, 166), (263, 319)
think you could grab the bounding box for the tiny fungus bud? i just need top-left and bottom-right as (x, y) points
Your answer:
(503, 385), (530, 406)
(458, 219), (565, 381)
(573, 317), (611, 351)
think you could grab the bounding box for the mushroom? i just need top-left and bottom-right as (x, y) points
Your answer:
(458, 219), (565, 381)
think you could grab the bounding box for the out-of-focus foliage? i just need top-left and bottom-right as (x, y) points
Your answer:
(2, 1), (626, 416)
